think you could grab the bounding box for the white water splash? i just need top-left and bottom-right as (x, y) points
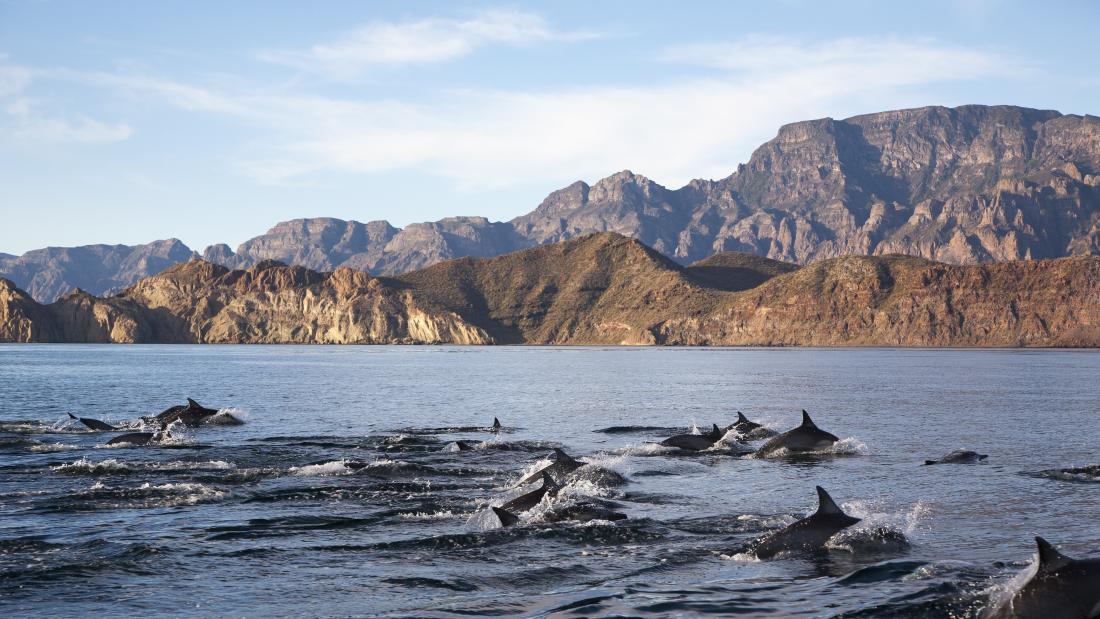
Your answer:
(290, 459), (353, 476)
(53, 457), (237, 473)
(399, 510), (457, 521)
(29, 442), (80, 453)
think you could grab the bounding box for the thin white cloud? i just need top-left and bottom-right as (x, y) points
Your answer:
(233, 37), (1020, 188)
(0, 58), (32, 97)
(20, 36), (1023, 186)
(256, 9), (598, 78)
(4, 97), (132, 143)
(0, 58), (133, 145)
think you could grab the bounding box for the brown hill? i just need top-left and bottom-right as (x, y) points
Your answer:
(659, 254), (1100, 346)
(394, 233), (719, 344)
(2, 233), (1099, 347)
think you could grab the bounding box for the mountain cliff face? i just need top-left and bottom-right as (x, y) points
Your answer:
(0, 260), (489, 344)
(6, 105), (1100, 302)
(0, 240), (197, 303)
(3, 233), (1098, 347)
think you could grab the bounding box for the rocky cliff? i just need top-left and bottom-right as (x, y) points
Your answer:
(6, 105), (1100, 302)
(0, 260), (489, 344)
(3, 233), (1097, 347)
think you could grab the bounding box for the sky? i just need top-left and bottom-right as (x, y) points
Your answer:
(1, 0), (1099, 255)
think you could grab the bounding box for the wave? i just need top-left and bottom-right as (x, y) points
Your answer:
(32, 480), (226, 512)
(52, 457), (236, 475)
(205, 514), (381, 541)
(1028, 464), (1100, 483)
(593, 425), (682, 435)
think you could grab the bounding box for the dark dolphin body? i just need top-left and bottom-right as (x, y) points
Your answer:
(447, 440), (476, 452)
(984, 537), (1100, 618)
(68, 413), (117, 432)
(517, 448), (584, 486)
(143, 398), (221, 427)
(727, 412), (779, 439)
(749, 486), (862, 559)
(727, 412), (779, 441)
(493, 502), (626, 526)
(543, 503), (627, 523)
(660, 424), (724, 451)
(924, 450), (988, 465)
(106, 430), (169, 446)
(755, 411), (839, 457)
(500, 472), (559, 513)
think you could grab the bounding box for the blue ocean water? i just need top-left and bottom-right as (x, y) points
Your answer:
(1, 345), (1097, 617)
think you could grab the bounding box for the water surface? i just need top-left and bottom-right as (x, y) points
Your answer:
(1, 345), (1098, 617)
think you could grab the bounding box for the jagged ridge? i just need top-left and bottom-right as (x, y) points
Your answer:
(4, 105), (1100, 303)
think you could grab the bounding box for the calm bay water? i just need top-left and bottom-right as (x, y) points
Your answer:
(1, 345), (1098, 617)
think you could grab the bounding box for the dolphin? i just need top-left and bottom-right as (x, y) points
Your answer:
(749, 486), (862, 559)
(493, 503), (626, 526)
(755, 411), (839, 457)
(660, 424), (724, 451)
(490, 417), (502, 433)
(106, 427), (170, 447)
(516, 448), (584, 486)
(924, 450), (989, 465)
(500, 471), (559, 513)
(446, 440), (476, 452)
(727, 412), (779, 439)
(543, 503), (627, 523)
(984, 537), (1100, 618)
(142, 398), (220, 427)
(68, 413), (117, 432)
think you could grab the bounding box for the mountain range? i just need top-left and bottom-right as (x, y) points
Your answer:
(4, 104), (1099, 304)
(3, 232), (1097, 346)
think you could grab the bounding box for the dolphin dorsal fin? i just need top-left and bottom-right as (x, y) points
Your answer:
(69, 413), (78, 420)
(492, 506), (519, 527)
(492, 417), (501, 429)
(815, 486), (845, 516)
(187, 398), (200, 408)
(711, 424), (721, 439)
(737, 412), (749, 423)
(541, 471), (559, 491)
(1035, 537), (1072, 573)
(801, 410), (816, 428)
(553, 448), (576, 464)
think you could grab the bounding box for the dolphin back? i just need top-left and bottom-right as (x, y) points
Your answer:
(985, 537), (1100, 619)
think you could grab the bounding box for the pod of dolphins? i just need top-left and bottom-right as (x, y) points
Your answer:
(479, 411), (1100, 618)
(63, 401), (1100, 616)
(66, 397), (242, 446)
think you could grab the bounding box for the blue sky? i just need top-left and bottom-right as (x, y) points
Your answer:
(1, 0), (1098, 255)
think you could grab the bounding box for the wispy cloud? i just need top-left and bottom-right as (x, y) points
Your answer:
(660, 36), (1009, 80)
(0, 55), (32, 97)
(0, 57), (132, 144)
(234, 37), (1019, 188)
(13, 35), (1022, 186)
(4, 98), (132, 143)
(256, 9), (598, 78)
